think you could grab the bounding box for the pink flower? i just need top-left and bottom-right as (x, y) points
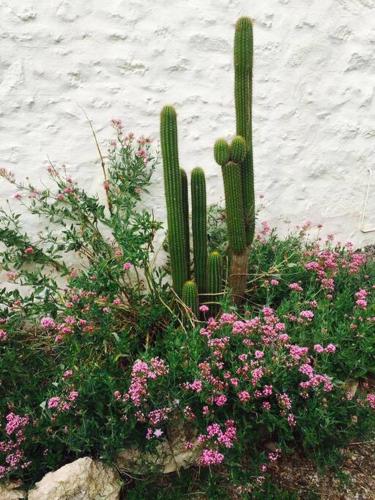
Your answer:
(113, 391), (122, 400)
(251, 367), (264, 386)
(262, 385), (273, 397)
(289, 282), (303, 292)
(299, 310), (314, 321)
(67, 390), (79, 402)
(47, 397), (61, 409)
(278, 393), (292, 410)
(325, 343), (336, 353)
(199, 449), (224, 466)
(270, 279), (279, 286)
(214, 395), (227, 407)
(0, 329), (7, 342)
(355, 289), (368, 309)
(63, 370), (73, 379)
(199, 305), (209, 313)
(255, 350), (264, 359)
(367, 394), (375, 409)
(238, 391), (250, 403)
(289, 345), (308, 360)
(24, 247), (34, 255)
(5, 413), (29, 435)
(305, 261), (320, 271)
(314, 344), (324, 353)
(123, 262), (132, 271)
(40, 317), (56, 329)
(287, 414), (296, 427)
(356, 299), (367, 310)
(187, 380), (203, 392)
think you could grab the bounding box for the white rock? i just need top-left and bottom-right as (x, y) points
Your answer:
(28, 457), (122, 500)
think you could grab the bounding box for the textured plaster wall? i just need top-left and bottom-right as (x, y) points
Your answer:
(0, 0), (374, 247)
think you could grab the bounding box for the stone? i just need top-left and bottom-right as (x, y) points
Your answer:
(116, 424), (200, 474)
(28, 457), (122, 500)
(0, 481), (26, 500)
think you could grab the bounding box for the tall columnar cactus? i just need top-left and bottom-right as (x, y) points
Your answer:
(207, 251), (223, 315)
(182, 280), (199, 316)
(234, 17), (254, 245)
(160, 106), (188, 296)
(161, 17), (255, 306)
(191, 167), (207, 295)
(180, 168), (191, 277)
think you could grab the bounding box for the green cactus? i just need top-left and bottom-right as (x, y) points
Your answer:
(221, 161), (247, 254)
(191, 167), (207, 295)
(207, 251), (223, 315)
(180, 168), (191, 277)
(234, 17), (255, 245)
(160, 105), (188, 296)
(230, 136), (246, 164)
(182, 280), (199, 316)
(214, 139), (230, 167)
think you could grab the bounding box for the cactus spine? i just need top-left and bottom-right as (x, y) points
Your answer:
(160, 106), (188, 296)
(182, 280), (199, 316)
(234, 17), (255, 245)
(207, 251), (223, 315)
(180, 168), (191, 277)
(191, 167), (207, 295)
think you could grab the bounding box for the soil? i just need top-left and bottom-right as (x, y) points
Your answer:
(270, 441), (375, 499)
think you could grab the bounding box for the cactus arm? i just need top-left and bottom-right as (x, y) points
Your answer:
(230, 136), (246, 164)
(182, 280), (199, 316)
(221, 161), (247, 255)
(207, 251), (223, 315)
(234, 17), (255, 245)
(214, 139), (230, 167)
(160, 105), (188, 296)
(191, 167), (208, 295)
(180, 168), (191, 278)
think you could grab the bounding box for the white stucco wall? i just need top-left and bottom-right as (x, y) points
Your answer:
(0, 0), (374, 247)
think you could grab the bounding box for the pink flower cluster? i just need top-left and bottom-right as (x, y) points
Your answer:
(126, 357), (168, 407)
(367, 394), (375, 409)
(313, 343), (336, 354)
(299, 310), (314, 321)
(355, 289), (368, 310)
(197, 420), (237, 466)
(0, 413), (31, 479)
(114, 358), (170, 435)
(289, 282), (303, 292)
(47, 390), (79, 413)
(199, 449), (224, 466)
